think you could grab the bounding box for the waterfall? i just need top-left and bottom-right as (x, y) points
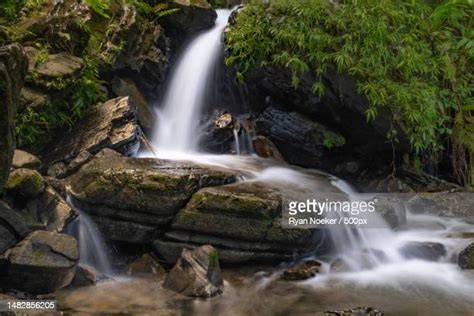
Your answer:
(66, 197), (114, 275)
(152, 9), (233, 153)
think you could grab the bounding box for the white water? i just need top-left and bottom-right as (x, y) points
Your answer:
(138, 7), (474, 311)
(153, 9), (232, 152)
(66, 197), (114, 275)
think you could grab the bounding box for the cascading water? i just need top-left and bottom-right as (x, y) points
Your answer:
(153, 9), (233, 153)
(136, 6), (474, 314)
(66, 197), (114, 275)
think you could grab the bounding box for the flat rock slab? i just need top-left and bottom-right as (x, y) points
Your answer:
(68, 149), (238, 243)
(40, 96), (141, 166)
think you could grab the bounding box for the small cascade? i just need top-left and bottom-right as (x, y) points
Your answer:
(66, 198), (114, 275)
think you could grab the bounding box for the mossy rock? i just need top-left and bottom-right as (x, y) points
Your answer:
(6, 168), (45, 198)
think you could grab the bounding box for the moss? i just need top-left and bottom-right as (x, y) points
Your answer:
(6, 168), (45, 198)
(208, 249), (219, 266)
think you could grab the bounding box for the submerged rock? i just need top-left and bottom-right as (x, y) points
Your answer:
(0, 44), (28, 195)
(0, 230), (79, 294)
(281, 260), (321, 281)
(154, 182), (316, 263)
(12, 150), (42, 170)
(399, 241), (446, 261)
(163, 245), (223, 298)
(68, 148), (237, 243)
(40, 96), (141, 166)
(322, 307), (384, 316)
(458, 242), (474, 269)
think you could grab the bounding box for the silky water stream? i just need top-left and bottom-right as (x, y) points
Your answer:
(58, 8), (474, 315)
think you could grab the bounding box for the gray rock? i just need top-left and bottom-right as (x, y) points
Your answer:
(12, 150), (42, 170)
(155, 182), (316, 263)
(163, 245), (223, 298)
(67, 148), (237, 243)
(40, 96), (141, 166)
(47, 162), (68, 179)
(322, 307), (384, 316)
(0, 44), (28, 194)
(70, 264), (106, 287)
(6, 168), (45, 198)
(0, 230), (79, 294)
(127, 254), (165, 279)
(111, 77), (155, 132)
(399, 241), (446, 261)
(0, 201), (31, 254)
(66, 150), (92, 175)
(458, 242), (474, 269)
(373, 196), (406, 229)
(19, 86), (50, 113)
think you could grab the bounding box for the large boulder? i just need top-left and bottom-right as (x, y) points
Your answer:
(153, 182), (317, 263)
(163, 245), (223, 298)
(255, 106), (345, 168)
(5, 168), (45, 198)
(40, 96), (141, 166)
(399, 241), (446, 261)
(24, 46), (84, 90)
(0, 44), (28, 195)
(0, 230), (79, 294)
(0, 201), (31, 254)
(67, 149), (237, 243)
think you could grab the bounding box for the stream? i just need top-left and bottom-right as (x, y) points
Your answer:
(58, 8), (474, 315)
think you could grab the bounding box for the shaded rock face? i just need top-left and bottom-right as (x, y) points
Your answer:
(199, 110), (237, 153)
(0, 201), (31, 254)
(458, 243), (474, 269)
(255, 107), (345, 168)
(0, 230), (79, 294)
(0, 44), (28, 195)
(243, 66), (410, 173)
(160, 0), (217, 51)
(164, 245), (223, 298)
(154, 182), (317, 264)
(68, 149), (237, 244)
(40, 96), (141, 167)
(252, 135), (284, 161)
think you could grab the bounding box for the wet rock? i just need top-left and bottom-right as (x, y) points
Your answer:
(111, 77), (155, 132)
(458, 242), (474, 269)
(67, 148), (237, 243)
(161, 0), (217, 50)
(127, 254), (165, 279)
(24, 46), (84, 90)
(40, 96), (141, 166)
(163, 245), (223, 297)
(155, 182), (316, 263)
(399, 241), (446, 261)
(373, 196), (406, 229)
(0, 230), (79, 294)
(70, 264), (104, 287)
(255, 107), (345, 168)
(35, 186), (76, 232)
(322, 306), (384, 316)
(12, 150), (41, 170)
(0, 44), (28, 195)
(0, 201), (31, 254)
(199, 110), (237, 153)
(330, 249), (387, 272)
(281, 260), (321, 281)
(253, 136), (284, 161)
(47, 162), (68, 179)
(6, 168), (45, 198)
(405, 195), (443, 215)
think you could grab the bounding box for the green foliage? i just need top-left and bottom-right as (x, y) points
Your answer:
(226, 0), (474, 184)
(0, 0), (24, 23)
(126, 0), (180, 20)
(323, 132), (346, 150)
(84, 0), (111, 18)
